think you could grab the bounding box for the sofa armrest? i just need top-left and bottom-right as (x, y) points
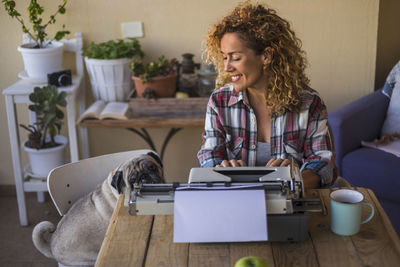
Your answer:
(328, 90), (389, 175)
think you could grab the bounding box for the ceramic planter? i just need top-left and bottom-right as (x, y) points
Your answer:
(23, 135), (68, 178)
(132, 72), (177, 98)
(85, 57), (133, 102)
(18, 41), (64, 83)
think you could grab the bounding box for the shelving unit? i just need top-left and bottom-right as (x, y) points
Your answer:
(2, 33), (89, 226)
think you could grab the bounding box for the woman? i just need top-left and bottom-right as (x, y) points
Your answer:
(197, 2), (336, 189)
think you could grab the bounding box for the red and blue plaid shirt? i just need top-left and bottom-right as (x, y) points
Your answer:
(197, 84), (336, 186)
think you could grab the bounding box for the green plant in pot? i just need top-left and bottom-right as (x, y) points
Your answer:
(130, 56), (178, 98)
(2, 0), (70, 82)
(20, 85), (68, 177)
(82, 38), (145, 102)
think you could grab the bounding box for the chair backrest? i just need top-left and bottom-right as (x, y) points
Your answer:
(47, 149), (153, 216)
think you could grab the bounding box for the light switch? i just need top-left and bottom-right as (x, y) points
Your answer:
(121, 21), (143, 38)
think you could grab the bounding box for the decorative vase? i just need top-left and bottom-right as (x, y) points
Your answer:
(84, 57), (133, 102)
(23, 135), (68, 178)
(132, 72), (177, 98)
(18, 41), (64, 83)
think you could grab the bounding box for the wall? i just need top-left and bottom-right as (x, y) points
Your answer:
(0, 0), (379, 184)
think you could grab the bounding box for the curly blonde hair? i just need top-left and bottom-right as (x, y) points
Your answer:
(204, 1), (310, 114)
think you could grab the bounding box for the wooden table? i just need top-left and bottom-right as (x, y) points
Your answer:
(79, 97), (208, 160)
(95, 187), (400, 267)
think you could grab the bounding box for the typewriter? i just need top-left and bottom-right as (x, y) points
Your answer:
(124, 161), (323, 242)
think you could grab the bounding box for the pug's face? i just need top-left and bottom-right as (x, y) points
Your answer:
(128, 155), (164, 186)
(111, 152), (164, 194)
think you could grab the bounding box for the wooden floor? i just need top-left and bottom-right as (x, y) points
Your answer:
(0, 186), (59, 267)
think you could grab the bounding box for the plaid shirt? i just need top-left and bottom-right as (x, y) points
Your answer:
(197, 84), (335, 186)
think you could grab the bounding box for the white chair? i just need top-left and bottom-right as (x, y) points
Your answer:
(48, 149), (152, 216)
(46, 149), (154, 267)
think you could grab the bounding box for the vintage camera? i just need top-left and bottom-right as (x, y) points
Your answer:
(47, 70), (72, 87)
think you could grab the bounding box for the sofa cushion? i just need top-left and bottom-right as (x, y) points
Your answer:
(342, 147), (400, 202)
(381, 61), (400, 136)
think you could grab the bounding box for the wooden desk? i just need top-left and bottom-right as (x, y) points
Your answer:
(96, 188), (400, 267)
(79, 97), (208, 160)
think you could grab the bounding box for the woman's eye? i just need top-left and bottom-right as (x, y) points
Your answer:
(232, 57), (241, 61)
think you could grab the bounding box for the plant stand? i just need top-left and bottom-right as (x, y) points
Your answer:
(2, 33), (89, 226)
(3, 76), (87, 226)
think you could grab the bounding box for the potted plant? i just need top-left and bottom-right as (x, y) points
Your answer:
(2, 0), (70, 83)
(82, 38), (145, 102)
(19, 85), (68, 178)
(130, 56), (178, 98)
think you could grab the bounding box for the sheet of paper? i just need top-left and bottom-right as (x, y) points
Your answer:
(173, 189), (268, 243)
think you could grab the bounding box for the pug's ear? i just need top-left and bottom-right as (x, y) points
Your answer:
(111, 171), (125, 194)
(147, 152), (163, 168)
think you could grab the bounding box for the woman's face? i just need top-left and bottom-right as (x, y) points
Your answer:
(220, 33), (268, 93)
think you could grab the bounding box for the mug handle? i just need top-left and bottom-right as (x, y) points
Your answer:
(360, 201), (375, 224)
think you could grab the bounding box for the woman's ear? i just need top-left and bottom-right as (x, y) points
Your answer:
(263, 47), (274, 65)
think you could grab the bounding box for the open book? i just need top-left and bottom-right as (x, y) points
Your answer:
(76, 101), (130, 124)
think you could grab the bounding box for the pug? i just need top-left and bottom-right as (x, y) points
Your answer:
(32, 151), (164, 266)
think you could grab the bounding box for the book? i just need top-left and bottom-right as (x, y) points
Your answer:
(76, 100), (130, 124)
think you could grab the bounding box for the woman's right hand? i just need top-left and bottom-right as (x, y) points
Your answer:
(216, 159), (247, 167)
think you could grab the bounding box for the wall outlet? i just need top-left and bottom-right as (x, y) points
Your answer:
(121, 21), (143, 38)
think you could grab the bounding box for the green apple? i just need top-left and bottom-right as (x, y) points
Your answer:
(234, 256), (268, 267)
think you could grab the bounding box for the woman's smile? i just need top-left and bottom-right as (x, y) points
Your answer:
(231, 74), (242, 82)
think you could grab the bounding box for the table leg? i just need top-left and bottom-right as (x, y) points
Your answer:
(78, 79), (90, 159)
(127, 128), (157, 152)
(126, 128), (182, 161)
(66, 94), (79, 162)
(160, 128), (181, 160)
(5, 95), (28, 226)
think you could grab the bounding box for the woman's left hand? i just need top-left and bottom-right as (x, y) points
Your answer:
(266, 158), (291, 167)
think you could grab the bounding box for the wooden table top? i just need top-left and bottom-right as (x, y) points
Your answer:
(79, 97), (208, 128)
(95, 188), (400, 267)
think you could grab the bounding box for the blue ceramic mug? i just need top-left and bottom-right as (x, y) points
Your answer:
(330, 189), (375, 236)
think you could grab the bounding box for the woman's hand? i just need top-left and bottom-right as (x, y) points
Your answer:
(216, 159), (247, 167)
(266, 158), (291, 167)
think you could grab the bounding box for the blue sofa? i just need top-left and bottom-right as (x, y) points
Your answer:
(329, 90), (400, 235)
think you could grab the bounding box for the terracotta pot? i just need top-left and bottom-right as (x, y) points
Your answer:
(132, 72), (177, 98)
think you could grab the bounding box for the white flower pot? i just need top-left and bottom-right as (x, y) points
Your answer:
(23, 135), (68, 178)
(84, 57), (133, 102)
(18, 41), (64, 83)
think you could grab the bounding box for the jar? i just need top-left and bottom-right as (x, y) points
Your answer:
(197, 64), (217, 97)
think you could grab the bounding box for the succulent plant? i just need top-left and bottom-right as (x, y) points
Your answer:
(19, 85), (67, 149)
(130, 56), (177, 83)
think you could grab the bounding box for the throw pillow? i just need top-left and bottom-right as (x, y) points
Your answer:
(381, 61), (400, 136)
(381, 60), (400, 98)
